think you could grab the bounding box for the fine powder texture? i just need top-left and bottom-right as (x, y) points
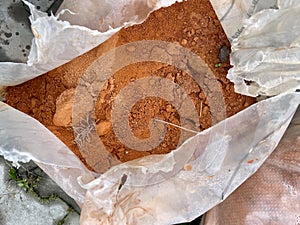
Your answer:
(6, 0), (256, 171)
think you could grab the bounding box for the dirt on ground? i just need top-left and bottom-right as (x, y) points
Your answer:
(6, 0), (256, 172)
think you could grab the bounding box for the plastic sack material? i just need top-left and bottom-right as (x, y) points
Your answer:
(209, 0), (278, 41)
(78, 93), (300, 225)
(203, 107), (300, 225)
(56, 0), (183, 31)
(201, 1), (300, 224)
(0, 100), (92, 206)
(1, 92), (299, 224)
(0, 0), (182, 86)
(0, 0), (278, 87)
(1, 0), (300, 225)
(227, 1), (300, 97)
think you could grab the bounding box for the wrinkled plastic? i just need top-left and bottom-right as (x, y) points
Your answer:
(57, 0), (183, 31)
(0, 1), (300, 225)
(209, 0), (278, 41)
(204, 1), (300, 224)
(0, 101), (92, 206)
(203, 107), (300, 225)
(79, 93), (299, 225)
(1, 93), (299, 224)
(227, 1), (300, 97)
(0, 0), (181, 86)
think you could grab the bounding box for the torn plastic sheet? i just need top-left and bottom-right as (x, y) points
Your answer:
(79, 92), (300, 225)
(0, 1), (117, 86)
(0, 101), (94, 206)
(204, 107), (300, 225)
(0, 0), (181, 86)
(0, 1), (299, 224)
(0, 0), (285, 88)
(209, 0), (278, 41)
(1, 93), (299, 224)
(227, 1), (300, 97)
(56, 0), (183, 31)
(1, 0), (278, 88)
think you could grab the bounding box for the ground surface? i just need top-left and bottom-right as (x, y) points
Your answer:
(0, 0), (63, 62)
(0, 156), (80, 225)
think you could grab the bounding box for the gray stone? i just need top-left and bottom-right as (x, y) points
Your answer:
(218, 45), (230, 63)
(0, 156), (80, 225)
(0, 0), (63, 63)
(64, 212), (81, 225)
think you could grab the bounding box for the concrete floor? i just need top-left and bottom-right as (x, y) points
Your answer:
(0, 0), (63, 63)
(0, 156), (80, 225)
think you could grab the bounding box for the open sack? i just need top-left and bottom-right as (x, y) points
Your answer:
(0, 0), (300, 224)
(203, 107), (300, 225)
